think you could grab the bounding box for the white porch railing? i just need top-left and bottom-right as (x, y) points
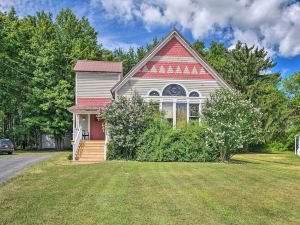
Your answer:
(73, 126), (82, 160)
(104, 132), (109, 161)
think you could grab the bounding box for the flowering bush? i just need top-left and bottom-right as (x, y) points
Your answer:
(203, 89), (263, 161)
(102, 89), (262, 162)
(100, 93), (157, 160)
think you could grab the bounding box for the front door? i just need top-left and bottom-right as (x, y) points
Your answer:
(90, 114), (105, 140)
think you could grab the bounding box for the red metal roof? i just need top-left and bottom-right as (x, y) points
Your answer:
(77, 98), (112, 105)
(74, 60), (122, 73)
(67, 98), (113, 113)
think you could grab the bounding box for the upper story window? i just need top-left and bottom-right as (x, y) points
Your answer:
(149, 90), (160, 96)
(162, 84), (186, 96)
(189, 91), (200, 97)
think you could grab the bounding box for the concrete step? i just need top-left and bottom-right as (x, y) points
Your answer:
(79, 157), (104, 161)
(80, 151), (104, 154)
(76, 157), (104, 162)
(72, 161), (103, 164)
(82, 143), (105, 146)
(76, 151), (104, 155)
(81, 141), (105, 144)
(80, 154), (104, 158)
(75, 140), (106, 163)
(81, 146), (104, 149)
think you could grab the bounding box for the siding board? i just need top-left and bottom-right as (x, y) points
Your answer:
(77, 72), (120, 98)
(117, 78), (222, 97)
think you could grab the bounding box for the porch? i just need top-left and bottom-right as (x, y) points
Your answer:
(71, 113), (108, 163)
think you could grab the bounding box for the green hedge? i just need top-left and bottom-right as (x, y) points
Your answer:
(136, 118), (218, 162)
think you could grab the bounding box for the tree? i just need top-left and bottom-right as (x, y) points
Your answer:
(21, 9), (100, 148)
(0, 8), (34, 146)
(283, 72), (300, 148)
(0, 8), (102, 149)
(203, 89), (262, 161)
(193, 40), (206, 57)
(100, 93), (156, 160)
(193, 40), (289, 145)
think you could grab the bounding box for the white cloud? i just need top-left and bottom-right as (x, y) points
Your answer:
(96, 0), (300, 57)
(98, 36), (139, 51)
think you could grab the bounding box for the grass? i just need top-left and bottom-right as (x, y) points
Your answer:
(0, 152), (300, 225)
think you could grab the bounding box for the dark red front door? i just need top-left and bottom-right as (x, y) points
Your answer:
(90, 114), (105, 140)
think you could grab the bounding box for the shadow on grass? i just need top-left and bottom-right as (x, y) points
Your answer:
(229, 159), (257, 164)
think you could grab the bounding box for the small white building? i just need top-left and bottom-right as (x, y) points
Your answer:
(295, 133), (300, 156)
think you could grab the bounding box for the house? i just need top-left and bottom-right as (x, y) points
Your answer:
(68, 29), (232, 163)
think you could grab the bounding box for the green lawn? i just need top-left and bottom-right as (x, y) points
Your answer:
(0, 150), (69, 157)
(0, 152), (300, 225)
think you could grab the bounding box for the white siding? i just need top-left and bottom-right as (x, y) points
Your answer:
(77, 72), (120, 98)
(116, 78), (222, 98)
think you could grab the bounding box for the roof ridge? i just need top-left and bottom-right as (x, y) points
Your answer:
(74, 60), (123, 73)
(77, 59), (122, 63)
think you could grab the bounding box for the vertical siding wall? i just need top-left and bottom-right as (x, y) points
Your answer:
(76, 72), (120, 98)
(116, 78), (222, 98)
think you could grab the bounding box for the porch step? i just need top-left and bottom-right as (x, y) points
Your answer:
(80, 153), (104, 157)
(81, 146), (104, 150)
(78, 156), (104, 161)
(73, 140), (105, 163)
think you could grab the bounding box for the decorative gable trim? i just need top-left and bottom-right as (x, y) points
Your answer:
(175, 66), (182, 74)
(167, 65), (174, 73)
(159, 65), (165, 73)
(111, 29), (233, 93)
(150, 65), (157, 73)
(183, 66), (190, 74)
(142, 65), (149, 72)
(192, 66), (198, 74)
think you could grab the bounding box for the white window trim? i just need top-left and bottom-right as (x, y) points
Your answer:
(88, 114), (90, 140)
(172, 99), (176, 127)
(144, 84), (205, 127)
(146, 98), (204, 127)
(161, 82), (188, 97)
(188, 90), (202, 98)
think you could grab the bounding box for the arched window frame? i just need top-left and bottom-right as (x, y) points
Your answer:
(148, 89), (161, 97)
(188, 90), (201, 98)
(161, 83), (187, 97)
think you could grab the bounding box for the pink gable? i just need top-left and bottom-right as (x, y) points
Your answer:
(133, 37), (215, 80)
(156, 37), (192, 57)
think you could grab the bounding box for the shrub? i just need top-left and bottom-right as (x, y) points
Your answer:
(203, 88), (263, 161)
(137, 118), (217, 162)
(266, 141), (289, 152)
(100, 93), (156, 160)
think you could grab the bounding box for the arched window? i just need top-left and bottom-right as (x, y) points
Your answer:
(189, 91), (200, 97)
(162, 84), (186, 96)
(149, 90), (160, 96)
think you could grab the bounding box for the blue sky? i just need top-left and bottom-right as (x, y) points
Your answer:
(1, 0), (300, 77)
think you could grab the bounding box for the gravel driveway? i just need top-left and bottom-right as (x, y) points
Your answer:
(0, 154), (56, 183)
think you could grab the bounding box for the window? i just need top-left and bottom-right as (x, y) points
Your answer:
(162, 84), (186, 96)
(149, 90), (160, 96)
(162, 102), (173, 125)
(151, 101), (160, 115)
(176, 103), (187, 126)
(189, 104), (200, 121)
(189, 91), (200, 97)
